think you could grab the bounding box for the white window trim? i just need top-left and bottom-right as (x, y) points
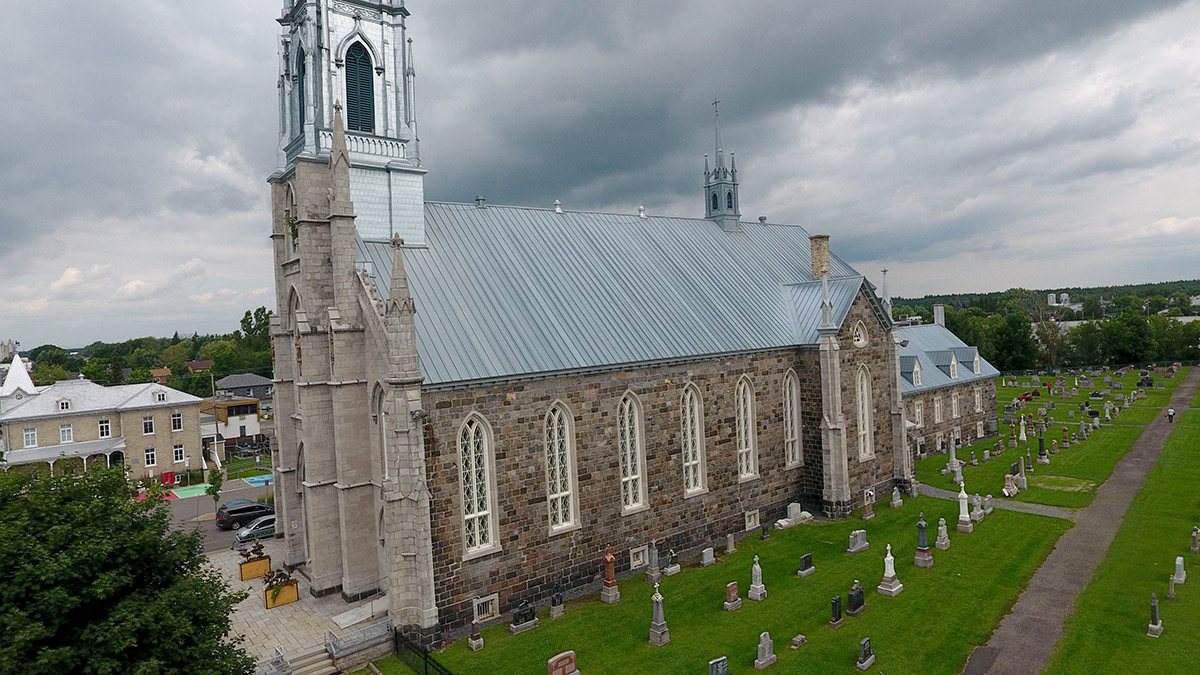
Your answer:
(472, 593), (500, 623)
(914, 400), (924, 428)
(23, 428), (36, 448)
(58, 400), (71, 411)
(952, 392), (960, 419)
(459, 414), (501, 560)
(976, 421), (985, 439)
(173, 444), (185, 464)
(171, 412), (183, 432)
(618, 392), (649, 513)
(629, 544), (649, 570)
(974, 387), (983, 413)
(98, 419), (111, 438)
(950, 359), (958, 379)
(142, 416), (155, 435)
(973, 354), (981, 374)
(681, 385), (707, 495)
(60, 424), (73, 444)
(544, 403), (580, 535)
(934, 398), (943, 424)
(913, 362), (922, 386)
(783, 370), (803, 468)
(735, 377), (759, 481)
(145, 448), (157, 468)
(856, 365), (875, 460)
(744, 509), (760, 531)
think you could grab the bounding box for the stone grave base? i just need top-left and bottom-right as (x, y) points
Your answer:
(724, 598), (742, 612)
(649, 624), (670, 647)
(601, 586), (620, 604)
(914, 551), (934, 569)
(663, 564), (681, 576)
(857, 654), (876, 671)
(1036, 457), (1050, 465)
(749, 585), (767, 602)
(797, 566), (816, 578)
(468, 636), (484, 652)
(645, 570), (661, 585)
(509, 618), (539, 635)
(846, 543), (870, 555)
(829, 617), (844, 630)
(791, 634), (807, 649)
(754, 653), (777, 671)
(550, 605), (565, 619)
(935, 537), (950, 551)
(957, 520), (975, 534)
(876, 575), (904, 597)
(970, 511), (984, 523)
(1148, 621), (1163, 638)
(847, 604), (865, 617)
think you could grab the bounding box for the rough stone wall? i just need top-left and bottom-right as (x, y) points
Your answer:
(421, 347), (832, 634)
(905, 378), (999, 456)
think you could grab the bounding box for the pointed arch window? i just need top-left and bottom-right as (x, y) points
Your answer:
(618, 393), (647, 510)
(710, 192), (719, 212)
(783, 371), (802, 468)
(459, 416), (498, 555)
(856, 366), (874, 459)
(545, 404), (579, 532)
(726, 190), (733, 209)
(681, 385), (706, 494)
(345, 42), (374, 133)
(296, 46), (307, 131)
(735, 378), (758, 479)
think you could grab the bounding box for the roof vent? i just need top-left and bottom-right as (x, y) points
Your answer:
(638, 205), (647, 219)
(554, 199), (563, 214)
(475, 195), (486, 208)
(758, 216), (767, 223)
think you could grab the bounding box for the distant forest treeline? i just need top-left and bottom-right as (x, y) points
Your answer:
(894, 279), (1200, 314)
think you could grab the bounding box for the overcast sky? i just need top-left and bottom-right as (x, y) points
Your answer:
(3, 1), (1199, 349)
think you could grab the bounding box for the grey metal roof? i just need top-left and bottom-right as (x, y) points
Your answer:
(358, 203), (869, 386)
(0, 379), (202, 422)
(894, 324), (1000, 395)
(216, 373), (274, 389)
(4, 436), (126, 465)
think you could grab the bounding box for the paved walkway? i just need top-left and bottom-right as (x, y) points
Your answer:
(209, 540), (378, 663)
(918, 484), (1076, 521)
(961, 368), (1199, 675)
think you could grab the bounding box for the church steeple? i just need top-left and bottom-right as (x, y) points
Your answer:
(703, 101), (741, 232)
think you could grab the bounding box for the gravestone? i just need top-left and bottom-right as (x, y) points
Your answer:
(957, 484), (974, 534)
(663, 549), (680, 576)
(830, 595), (844, 629)
(708, 656), (730, 675)
(548, 650), (580, 675)
(1169, 573), (1176, 602)
(1051, 439), (1059, 455)
(846, 580), (866, 616)
(648, 583), (670, 646)
(749, 555), (768, 601)
(754, 632), (777, 671)
(510, 599), (539, 634)
(787, 502), (805, 521)
(983, 449), (991, 463)
(601, 545), (620, 604)
(761, 524), (771, 541)
(1026, 449), (1035, 472)
(935, 517), (951, 550)
(970, 493), (985, 523)
(876, 544), (904, 597)
(1192, 526), (1199, 555)
(1037, 435), (1050, 465)
(914, 512), (934, 568)
(646, 543), (661, 585)
(856, 637), (876, 671)
(468, 621), (484, 651)
(1148, 593), (1163, 637)
(847, 529), (870, 555)
(1068, 409), (1075, 419)
(952, 463), (964, 486)
(970, 451), (978, 466)
(550, 580), (565, 619)
(1017, 458), (1028, 491)
(797, 552), (816, 578)
(791, 634), (808, 649)
(983, 494), (994, 515)
(701, 547), (716, 568)
(1003, 473), (1018, 497)
(726, 533), (736, 555)
(724, 581), (742, 612)
(890, 487), (903, 509)
(1174, 556), (1186, 585)
(862, 488), (876, 521)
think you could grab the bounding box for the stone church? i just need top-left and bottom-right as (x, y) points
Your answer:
(269, 0), (911, 645)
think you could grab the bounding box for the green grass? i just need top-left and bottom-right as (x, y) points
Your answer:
(1044, 408), (1200, 674)
(420, 501), (1069, 675)
(914, 425), (1143, 509)
(1106, 405), (1163, 426)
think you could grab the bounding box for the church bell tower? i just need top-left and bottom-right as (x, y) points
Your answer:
(703, 102), (741, 232)
(271, 0), (426, 243)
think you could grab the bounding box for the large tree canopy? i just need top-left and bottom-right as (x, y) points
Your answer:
(0, 467), (254, 675)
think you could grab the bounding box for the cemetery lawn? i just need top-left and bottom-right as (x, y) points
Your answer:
(914, 425), (1143, 509)
(419, 501), (1069, 675)
(1104, 404), (1161, 426)
(1043, 408), (1200, 674)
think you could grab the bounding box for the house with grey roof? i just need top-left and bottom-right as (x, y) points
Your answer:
(215, 373), (274, 401)
(0, 356), (204, 482)
(266, 0), (910, 646)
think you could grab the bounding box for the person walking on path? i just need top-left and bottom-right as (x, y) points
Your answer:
(1168, 407), (1175, 422)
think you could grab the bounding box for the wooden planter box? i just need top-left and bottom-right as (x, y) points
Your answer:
(239, 556), (271, 581)
(264, 580), (299, 609)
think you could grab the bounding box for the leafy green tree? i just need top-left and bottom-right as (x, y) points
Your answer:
(206, 467), (224, 514)
(1081, 297), (1103, 320)
(1033, 320), (1066, 368)
(161, 340), (194, 368)
(1145, 295), (1169, 315)
(106, 354), (125, 386)
(239, 307), (273, 353)
(990, 312), (1040, 371)
(0, 467), (253, 674)
(30, 363), (72, 386)
(26, 345), (84, 373)
(80, 358), (108, 384)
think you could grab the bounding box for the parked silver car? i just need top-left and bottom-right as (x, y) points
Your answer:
(231, 514), (276, 549)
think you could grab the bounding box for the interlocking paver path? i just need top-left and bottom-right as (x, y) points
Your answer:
(961, 368), (1198, 675)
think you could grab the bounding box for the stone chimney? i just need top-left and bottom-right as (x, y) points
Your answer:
(810, 235), (830, 280)
(933, 304), (945, 327)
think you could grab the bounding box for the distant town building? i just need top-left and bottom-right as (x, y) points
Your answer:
(185, 359), (214, 373)
(150, 367), (172, 384)
(200, 394), (263, 456)
(215, 373), (274, 401)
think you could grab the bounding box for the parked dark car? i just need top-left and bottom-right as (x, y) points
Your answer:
(216, 501), (275, 530)
(232, 515), (276, 549)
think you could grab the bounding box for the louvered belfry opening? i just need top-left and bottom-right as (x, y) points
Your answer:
(345, 42), (374, 133)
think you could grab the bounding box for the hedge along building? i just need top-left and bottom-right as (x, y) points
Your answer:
(267, 0), (909, 645)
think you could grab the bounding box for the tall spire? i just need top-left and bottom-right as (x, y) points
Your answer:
(1, 354), (36, 398)
(329, 101), (354, 216)
(703, 100), (741, 231)
(880, 268), (892, 318)
(818, 267), (837, 336)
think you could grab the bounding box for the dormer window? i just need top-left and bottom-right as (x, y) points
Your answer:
(949, 358), (958, 378)
(913, 361), (922, 386)
(973, 354), (981, 374)
(58, 400), (71, 411)
(156, 392), (167, 403)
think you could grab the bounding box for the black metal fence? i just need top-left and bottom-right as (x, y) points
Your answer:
(394, 630), (454, 675)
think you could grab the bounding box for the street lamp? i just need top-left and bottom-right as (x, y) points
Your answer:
(185, 456), (191, 486)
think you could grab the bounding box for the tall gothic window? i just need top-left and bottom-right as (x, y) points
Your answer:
(618, 393), (646, 509)
(345, 42), (374, 132)
(726, 190), (733, 209)
(710, 192), (719, 212)
(952, 392), (960, 418)
(459, 415), (496, 553)
(545, 404), (577, 531)
(783, 370), (802, 467)
(856, 366), (874, 459)
(681, 385), (706, 493)
(296, 47), (307, 130)
(735, 377), (758, 478)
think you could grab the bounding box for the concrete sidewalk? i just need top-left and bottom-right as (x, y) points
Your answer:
(962, 368), (1199, 675)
